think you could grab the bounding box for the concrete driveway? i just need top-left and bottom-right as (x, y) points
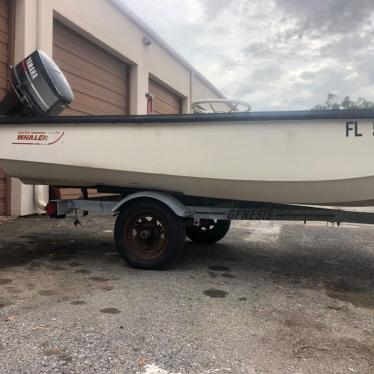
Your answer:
(0, 215), (374, 373)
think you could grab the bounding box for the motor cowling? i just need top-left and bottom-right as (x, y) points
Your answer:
(0, 50), (74, 117)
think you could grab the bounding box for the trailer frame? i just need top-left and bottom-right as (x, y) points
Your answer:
(48, 190), (374, 226)
(46, 189), (374, 269)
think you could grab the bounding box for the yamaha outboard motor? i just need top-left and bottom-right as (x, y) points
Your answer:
(0, 50), (74, 117)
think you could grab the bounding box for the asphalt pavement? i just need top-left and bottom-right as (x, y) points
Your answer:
(0, 214), (374, 373)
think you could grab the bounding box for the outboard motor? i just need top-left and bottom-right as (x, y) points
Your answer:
(0, 50), (74, 117)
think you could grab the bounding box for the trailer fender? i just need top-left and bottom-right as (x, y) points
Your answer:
(112, 191), (192, 218)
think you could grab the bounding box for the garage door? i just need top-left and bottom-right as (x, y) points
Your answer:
(53, 21), (129, 199)
(0, 168), (6, 214)
(149, 79), (182, 114)
(53, 21), (129, 116)
(0, 0), (9, 215)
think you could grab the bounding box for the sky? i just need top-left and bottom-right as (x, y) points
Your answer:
(123, 0), (374, 110)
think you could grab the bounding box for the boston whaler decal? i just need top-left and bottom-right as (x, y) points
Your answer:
(12, 130), (65, 145)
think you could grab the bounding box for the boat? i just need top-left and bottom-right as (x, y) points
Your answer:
(1, 109), (374, 207)
(1, 51), (374, 207)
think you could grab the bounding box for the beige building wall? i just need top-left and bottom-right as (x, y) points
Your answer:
(193, 75), (225, 103)
(10, 0), (223, 216)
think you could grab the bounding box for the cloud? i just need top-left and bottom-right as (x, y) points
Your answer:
(276, 0), (374, 36)
(199, 0), (229, 19)
(123, 0), (374, 110)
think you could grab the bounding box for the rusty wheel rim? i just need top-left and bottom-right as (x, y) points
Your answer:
(197, 219), (218, 231)
(124, 211), (169, 260)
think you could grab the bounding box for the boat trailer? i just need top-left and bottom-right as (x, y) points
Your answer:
(46, 189), (374, 270)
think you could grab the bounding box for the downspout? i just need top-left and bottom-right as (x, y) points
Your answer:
(34, 185), (48, 212)
(36, 0), (42, 48)
(190, 71), (195, 113)
(33, 0), (48, 213)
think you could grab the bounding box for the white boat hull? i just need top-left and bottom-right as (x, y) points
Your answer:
(1, 112), (374, 206)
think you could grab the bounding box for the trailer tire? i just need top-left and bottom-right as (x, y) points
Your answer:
(186, 219), (231, 244)
(114, 199), (185, 270)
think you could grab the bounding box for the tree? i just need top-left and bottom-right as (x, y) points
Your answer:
(312, 93), (374, 110)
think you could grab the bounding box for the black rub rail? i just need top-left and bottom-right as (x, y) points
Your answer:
(0, 109), (374, 125)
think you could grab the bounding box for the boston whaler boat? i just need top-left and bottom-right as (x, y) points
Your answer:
(1, 50), (374, 269)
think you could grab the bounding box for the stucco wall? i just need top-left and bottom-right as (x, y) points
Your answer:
(192, 75), (224, 103)
(10, 0), (223, 216)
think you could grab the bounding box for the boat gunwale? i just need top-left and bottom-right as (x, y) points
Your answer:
(0, 109), (374, 125)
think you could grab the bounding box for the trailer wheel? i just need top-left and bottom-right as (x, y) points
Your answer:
(114, 199), (185, 270)
(186, 219), (231, 244)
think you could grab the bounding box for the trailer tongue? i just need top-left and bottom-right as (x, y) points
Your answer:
(2, 50), (374, 269)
